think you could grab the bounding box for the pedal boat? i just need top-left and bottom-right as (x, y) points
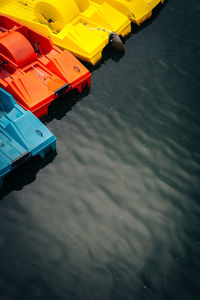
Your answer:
(0, 0), (131, 64)
(91, 0), (165, 25)
(0, 15), (91, 118)
(0, 88), (56, 188)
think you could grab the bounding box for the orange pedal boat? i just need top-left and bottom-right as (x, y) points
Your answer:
(0, 15), (91, 118)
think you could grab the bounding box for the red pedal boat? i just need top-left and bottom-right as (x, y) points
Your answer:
(0, 15), (91, 118)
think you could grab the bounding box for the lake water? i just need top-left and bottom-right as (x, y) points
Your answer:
(0, 1), (200, 299)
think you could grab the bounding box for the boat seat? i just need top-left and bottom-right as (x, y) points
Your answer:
(35, 0), (81, 29)
(0, 31), (37, 68)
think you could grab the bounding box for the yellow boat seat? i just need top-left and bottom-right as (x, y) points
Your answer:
(91, 0), (165, 25)
(35, 0), (80, 32)
(0, 0), (131, 64)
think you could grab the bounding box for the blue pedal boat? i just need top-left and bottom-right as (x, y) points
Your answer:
(0, 88), (56, 187)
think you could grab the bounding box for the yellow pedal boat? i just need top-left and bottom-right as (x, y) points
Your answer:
(0, 0), (131, 65)
(91, 0), (165, 25)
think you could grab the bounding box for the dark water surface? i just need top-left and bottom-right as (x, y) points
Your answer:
(1, 1), (200, 299)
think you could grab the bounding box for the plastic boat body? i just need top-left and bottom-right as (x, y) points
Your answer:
(91, 0), (165, 25)
(0, 15), (91, 118)
(0, 88), (56, 187)
(0, 0), (131, 65)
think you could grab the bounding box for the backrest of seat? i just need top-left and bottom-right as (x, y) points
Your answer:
(0, 88), (14, 117)
(0, 31), (37, 68)
(35, 0), (81, 27)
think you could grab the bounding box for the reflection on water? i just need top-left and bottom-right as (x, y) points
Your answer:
(0, 1), (200, 300)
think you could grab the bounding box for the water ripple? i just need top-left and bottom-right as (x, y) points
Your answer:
(1, 2), (200, 300)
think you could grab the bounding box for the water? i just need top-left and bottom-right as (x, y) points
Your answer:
(1, 1), (200, 299)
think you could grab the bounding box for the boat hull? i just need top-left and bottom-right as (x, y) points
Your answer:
(0, 88), (56, 187)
